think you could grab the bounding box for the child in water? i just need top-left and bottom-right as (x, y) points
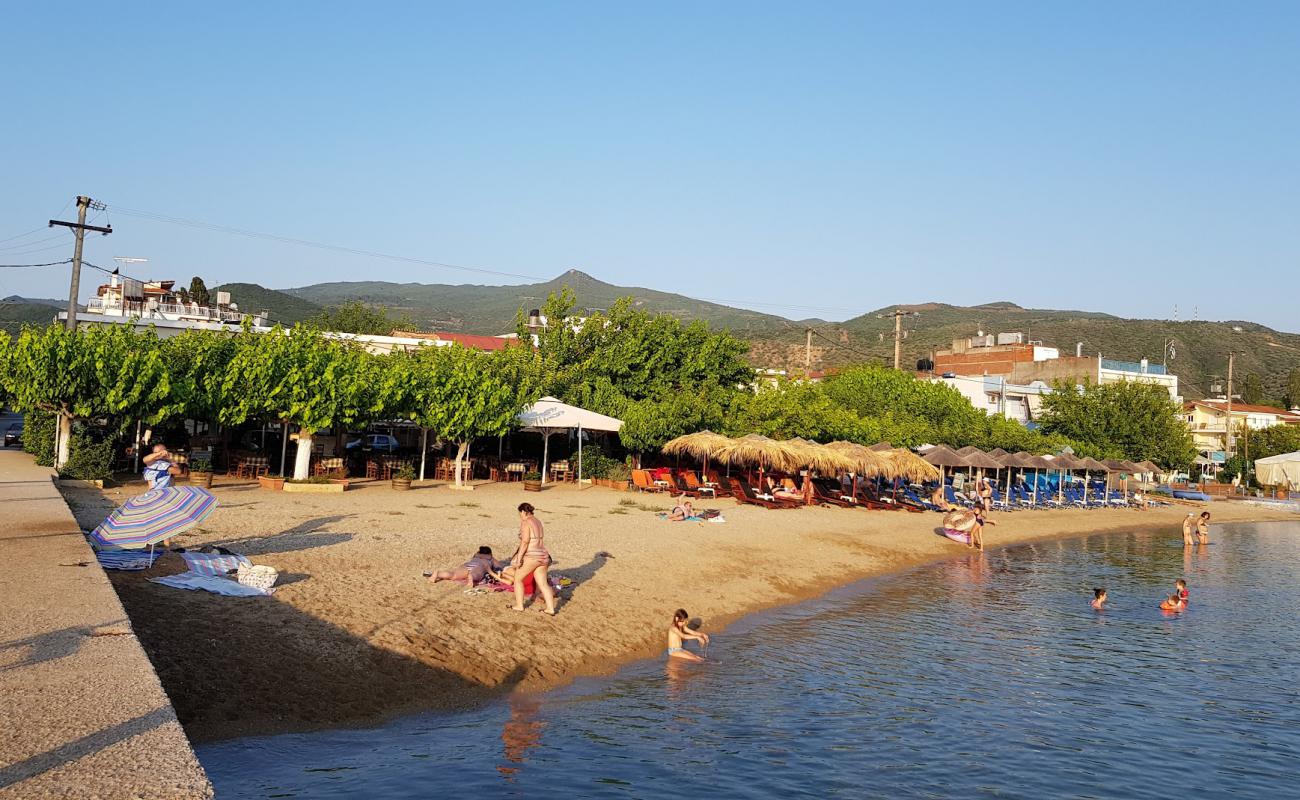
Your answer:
(1160, 594), (1185, 612)
(667, 609), (710, 662)
(1091, 588), (1108, 610)
(1175, 578), (1189, 605)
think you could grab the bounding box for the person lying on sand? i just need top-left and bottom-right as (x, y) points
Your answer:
(668, 501), (694, 521)
(427, 546), (502, 588)
(667, 608), (709, 662)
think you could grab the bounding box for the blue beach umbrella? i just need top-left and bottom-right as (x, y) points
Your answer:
(91, 486), (219, 549)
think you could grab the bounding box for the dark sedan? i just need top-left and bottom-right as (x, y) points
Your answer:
(3, 423), (22, 448)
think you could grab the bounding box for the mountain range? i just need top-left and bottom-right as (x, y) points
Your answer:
(4, 272), (1297, 405)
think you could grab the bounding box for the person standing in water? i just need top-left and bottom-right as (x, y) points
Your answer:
(507, 503), (557, 616)
(1181, 513), (1196, 547)
(1196, 512), (1211, 544)
(667, 608), (709, 661)
(1091, 588), (1108, 610)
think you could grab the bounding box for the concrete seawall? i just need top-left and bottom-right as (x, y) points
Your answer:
(0, 449), (212, 799)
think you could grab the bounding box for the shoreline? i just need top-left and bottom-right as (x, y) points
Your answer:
(57, 479), (1299, 744)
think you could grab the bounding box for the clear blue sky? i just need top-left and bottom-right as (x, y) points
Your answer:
(2, 2), (1297, 329)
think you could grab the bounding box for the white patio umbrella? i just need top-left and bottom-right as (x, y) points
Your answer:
(516, 397), (624, 485)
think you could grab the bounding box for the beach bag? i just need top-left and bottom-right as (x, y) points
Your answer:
(237, 564), (279, 590)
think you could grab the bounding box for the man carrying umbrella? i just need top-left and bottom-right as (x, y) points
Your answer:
(142, 442), (186, 489)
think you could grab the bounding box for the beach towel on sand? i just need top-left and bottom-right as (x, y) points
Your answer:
(150, 571), (274, 597)
(93, 547), (165, 571)
(179, 549), (252, 576)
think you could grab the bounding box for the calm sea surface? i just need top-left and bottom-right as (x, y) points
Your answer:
(199, 520), (1300, 798)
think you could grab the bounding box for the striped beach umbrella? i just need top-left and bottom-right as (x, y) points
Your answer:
(91, 486), (218, 549)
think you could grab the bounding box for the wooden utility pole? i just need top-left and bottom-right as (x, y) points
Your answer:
(1225, 351), (1235, 457)
(50, 196), (112, 330)
(877, 309), (917, 370)
(805, 328), (813, 369)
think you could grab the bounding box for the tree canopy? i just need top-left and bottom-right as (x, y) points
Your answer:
(312, 301), (415, 336)
(1039, 380), (1194, 468)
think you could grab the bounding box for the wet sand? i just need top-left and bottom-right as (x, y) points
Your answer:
(59, 477), (1298, 743)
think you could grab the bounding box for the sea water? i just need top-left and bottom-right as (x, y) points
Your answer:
(199, 520), (1300, 798)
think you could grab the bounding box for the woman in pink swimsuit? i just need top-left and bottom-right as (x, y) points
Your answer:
(508, 502), (557, 615)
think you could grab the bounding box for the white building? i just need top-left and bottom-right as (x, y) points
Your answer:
(932, 375), (1052, 425)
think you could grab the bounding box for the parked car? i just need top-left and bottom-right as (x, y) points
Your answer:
(3, 423), (22, 448)
(346, 434), (401, 453)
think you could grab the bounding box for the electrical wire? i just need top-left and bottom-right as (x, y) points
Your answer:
(0, 232), (68, 252)
(0, 260), (72, 269)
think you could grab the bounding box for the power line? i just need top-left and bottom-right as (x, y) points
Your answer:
(0, 260), (72, 269)
(0, 232), (68, 252)
(109, 205), (543, 282)
(106, 203), (873, 319)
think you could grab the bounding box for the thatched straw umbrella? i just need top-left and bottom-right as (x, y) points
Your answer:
(923, 446), (973, 497)
(1048, 453), (1085, 502)
(1076, 456), (1111, 504)
(1020, 454), (1057, 504)
(885, 448), (941, 483)
(781, 438), (859, 504)
(662, 430), (734, 479)
(718, 434), (804, 489)
(961, 448), (1006, 501)
(825, 440), (895, 500)
(868, 442), (894, 452)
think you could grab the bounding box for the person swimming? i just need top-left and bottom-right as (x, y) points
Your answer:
(666, 608), (709, 662)
(1175, 578), (1189, 605)
(1160, 593), (1185, 612)
(1091, 587), (1108, 610)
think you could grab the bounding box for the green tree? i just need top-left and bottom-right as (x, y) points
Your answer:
(155, 330), (241, 425)
(1, 325), (170, 468)
(1238, 373), (1271, 407)
(521, 289), (752, 418)
(312, 301), (415, 336)
(402, 343), (537, 488)
(619, 390), (732, 453)
(221, 325), (377, 479)
(1285, 368), (1300, 410)
(189, 277), (211, 307)
(1039, 380), (1194, 468)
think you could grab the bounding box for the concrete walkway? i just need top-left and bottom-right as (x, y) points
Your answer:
(0, 449), (212, 799)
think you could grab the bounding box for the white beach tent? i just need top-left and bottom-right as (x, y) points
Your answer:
(1255, 450), (1300, 490)
(516, 397), (624, 484)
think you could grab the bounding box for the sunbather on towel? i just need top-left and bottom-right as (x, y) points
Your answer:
(668, 501), (694, 521)
(765, 476), (802, 502)
(428, 546), (503, 588)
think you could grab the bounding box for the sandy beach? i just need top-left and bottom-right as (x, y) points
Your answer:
(58, 477), (1298, 743)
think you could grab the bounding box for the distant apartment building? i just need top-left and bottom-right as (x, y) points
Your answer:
(931, 331), (1180, 401)
(931, 375), (1052, 425)
(1182, 399), (1300, 457)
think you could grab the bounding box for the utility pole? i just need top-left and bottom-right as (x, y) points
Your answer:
(49, 196), (112, 330)
(1225, 351), (1235, 458)
(804, 328), (813, 370)
(877, 309), (919, 370)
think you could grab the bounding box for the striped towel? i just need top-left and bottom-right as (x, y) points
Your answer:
(94, 548), (164, 571)
(150, 571), (274, 597)
(180, 550), (251, 576)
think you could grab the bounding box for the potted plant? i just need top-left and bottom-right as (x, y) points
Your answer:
(258, 474), (285, 491)
(189, 458), (213, 488)
(392, 463), (415, 491)
(523, 471), (543, 492)
(607, 463), (631, 491)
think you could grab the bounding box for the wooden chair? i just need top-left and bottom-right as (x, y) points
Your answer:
(730, 477), (799, 509)
(314, 457), (346, 478)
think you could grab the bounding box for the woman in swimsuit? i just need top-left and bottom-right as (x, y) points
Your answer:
(427, 546), (500, 588)
(1196, 512), (1211, 544)
(667, 608), (709, 662)
(1181, 513), (1196, 546)
(668, 501), (694, 521)
(507, 502), (557, 615)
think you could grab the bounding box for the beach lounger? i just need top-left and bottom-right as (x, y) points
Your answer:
(902, 486), (944, 512)
(811, 478), (857, 508)
(730, 477), (798, 509)
(671, 473), (711, 498)
(631, 469), (666, 493)
(858, 483), (906, 510)
(681, 471), (717, 497)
